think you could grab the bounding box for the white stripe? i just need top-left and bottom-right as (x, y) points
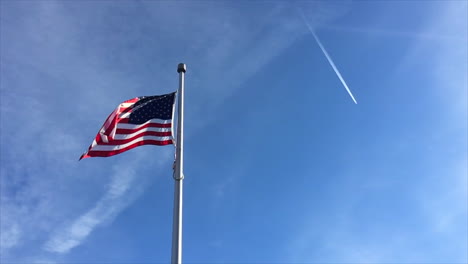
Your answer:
(89, 136), (173, 151)
(102, 110), (117, 131)
(120, 102), (135, 108)
(171, 93), (176, 143)
(113, 127), (171, 140)
(101, 101), (136, 132)
(119, 111), (132, 118)
(117, 119), (172, 130)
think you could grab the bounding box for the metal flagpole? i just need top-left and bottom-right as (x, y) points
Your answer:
(171, 63), (186, 264)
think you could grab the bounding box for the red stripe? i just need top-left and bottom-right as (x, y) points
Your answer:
(122, 97), (140, 105)
(80, 139), (173, 159)
(101, 99), (138, 133)
(116, 122), (172, 134)
(97, 131), (172, 145)
(118, 118), (172, 125)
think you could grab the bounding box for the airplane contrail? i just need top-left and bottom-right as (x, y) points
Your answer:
(299, 11), (358, 104)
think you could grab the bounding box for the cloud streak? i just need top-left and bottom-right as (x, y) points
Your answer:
(287, 2), (467, 263)
(0, 1), (353, 261)
(43, 159), (161, 254)
(43, 169), (133, 253)
(299, 9), (358, 104)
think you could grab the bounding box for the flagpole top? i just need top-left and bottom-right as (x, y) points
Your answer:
(177, 63), (186, 73)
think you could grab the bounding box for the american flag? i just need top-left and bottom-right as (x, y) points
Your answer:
(80, 92), (176, 159)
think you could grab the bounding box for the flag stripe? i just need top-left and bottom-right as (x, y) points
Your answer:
(89, 135), (173, 151)
(117, 119), (172, 129)
(101, 99), (139, 134)
(82, 139), (173, 158)
(118, 117), (172, 124)
(103, 131), (172, 144)
(116, 126), (171, 135)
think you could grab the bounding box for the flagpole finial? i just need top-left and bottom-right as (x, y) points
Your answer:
(177, 63), (186, 73)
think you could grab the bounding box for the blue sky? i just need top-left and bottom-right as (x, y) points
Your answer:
(1, 1), (467, 263)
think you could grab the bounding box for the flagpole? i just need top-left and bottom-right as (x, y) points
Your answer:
(171, 63), (186, 264)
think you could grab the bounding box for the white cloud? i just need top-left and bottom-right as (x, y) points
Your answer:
(0, 1), (357, 261)
(44, 165), (139, 253)
(286, 1), (467, 263)
(0, 222), (21, 250)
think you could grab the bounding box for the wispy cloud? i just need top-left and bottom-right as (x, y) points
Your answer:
(0, 222), (21, 251)
(0, 1), (175, 260)
(0, 1), (319, 261)
(298, 8), (358, 104)
(44, 164), (141, 253)
(286, 1), (467, 263)
(322, 24), (466, 41)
